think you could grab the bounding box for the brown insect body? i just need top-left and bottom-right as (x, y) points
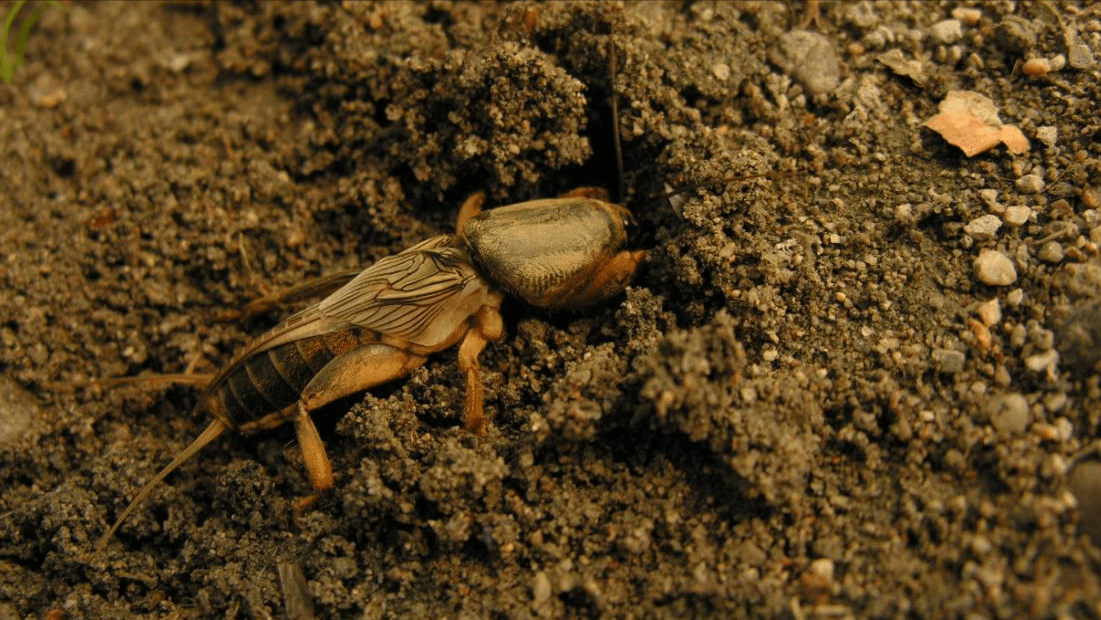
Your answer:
(205, 235), (499, 430)
(98, 193), (643, 550)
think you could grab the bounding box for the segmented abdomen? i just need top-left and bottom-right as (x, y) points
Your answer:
(211, 327), (378, 427)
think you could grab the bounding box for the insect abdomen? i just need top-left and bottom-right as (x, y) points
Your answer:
(213, 328), (378, 426)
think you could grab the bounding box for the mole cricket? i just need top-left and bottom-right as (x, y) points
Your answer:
(96, 36), (647, 550)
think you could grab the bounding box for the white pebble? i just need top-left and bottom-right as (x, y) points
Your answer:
(929, 19), (962, 44)
(1002, 205), (1031, 227)
(977, 298), (1002, 326)
(808, 558), (834, 580)
(1069, 43), (1095, 69)
(964, 214), (1002, 240)
(974, 250), (1017, 286)
(1036, 126), (1057, 147)
(1015, 174), (1045, 194)
(978, 189), (1000, 212)
(1025, 349), (1059, 373)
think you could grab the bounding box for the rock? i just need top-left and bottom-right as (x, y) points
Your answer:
(1022, 57), (1051, 76)
(929, 19), (962, 45)
(1068, 450), (1101, 547)
(932, 348), (966, 374)
(1037, 241), (1064, 264)
(1015, 174), (1045, 194)
(1036, 126), (1057, 147)
(1057, 299), (1101, 375)
(977, 298), (1002, 326)
(1069, 43), (1095, 70)
(951, 7), (982, 27)
(1002, 205), (1031, 227)
(769, 30), (841, 96)
(978, 189), (1001, 213)
(994, 16), (1036, 54)
(974, 250), (1017, 286)
(964, 214), (1002, 240)
(983, 393), (1030, 434)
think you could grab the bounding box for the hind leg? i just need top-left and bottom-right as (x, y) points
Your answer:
(286, 343), (428, 510)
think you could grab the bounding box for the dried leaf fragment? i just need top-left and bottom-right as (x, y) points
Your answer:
(923, 90), (1030, 157)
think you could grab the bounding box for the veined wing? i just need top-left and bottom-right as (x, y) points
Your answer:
(318, 235), (491, 347)
(205, 236), (477, 391)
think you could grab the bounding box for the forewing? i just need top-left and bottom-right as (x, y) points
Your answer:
(203, 236), (476, 393)
(318, 236), (478, 344)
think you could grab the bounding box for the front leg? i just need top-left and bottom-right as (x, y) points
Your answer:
(457, 305), (504, 434)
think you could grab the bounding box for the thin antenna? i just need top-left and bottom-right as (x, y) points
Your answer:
(608, 33), (625, 204)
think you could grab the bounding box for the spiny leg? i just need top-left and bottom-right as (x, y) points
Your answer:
(290, 343), (428, 513)
(457, 305), (504, 434)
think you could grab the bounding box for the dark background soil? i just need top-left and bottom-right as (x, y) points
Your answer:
(2, 1), (1100, 618)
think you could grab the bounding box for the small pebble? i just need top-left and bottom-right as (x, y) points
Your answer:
(1069, 43), (1095, 69)
(1043, 392), (1067, 413)
(951, 7), (982, 27)
(932, 348), (966, 374)
(1050, 54), (1066, 71)
(1022, 57), (1051, 76)
(1024, 349), (1059, 373)
(970, 319), (992, 350)
(984, 393), (1030, 434)
(1083, 187), (1100, 210)
(964, 214), (1002, 240)
(1015, 174), (1045, 194)
(1037, 241), (1064, 263)
(977, 298), (1002, 326)
(929, 19), (962, 45)
(1057, 299), (1101, 375)
(531, 571), (552, 603)
(1067, 457), (1101, 546)
(1002, 205), (1030, 227)
(971, 534), (993, 555)
(800, 557), (835, 599)
(978, 189), (1000, 212)
(1035, 126), (1057, 148)
(769, 30), (841, 96)
(894, 203), (913, 223)
(974, 250), (1017, 286)
(1055, 417), (1073, 441)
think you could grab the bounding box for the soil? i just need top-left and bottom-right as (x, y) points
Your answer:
(2, 1), (1100, 619)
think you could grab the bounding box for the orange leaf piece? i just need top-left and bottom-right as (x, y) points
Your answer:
(924, 90), (1030, 157)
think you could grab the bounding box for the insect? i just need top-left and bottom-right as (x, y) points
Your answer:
(97, 188), (645, 549)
